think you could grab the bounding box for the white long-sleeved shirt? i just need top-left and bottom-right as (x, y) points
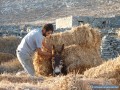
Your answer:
(17, 28), (44, 55)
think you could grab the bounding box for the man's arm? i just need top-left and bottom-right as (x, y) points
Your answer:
(36, 48), (52, 59)
(42, 39), (52, 52)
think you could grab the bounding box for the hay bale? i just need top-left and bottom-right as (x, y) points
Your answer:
(83, 55), (120, 79)
(63, 45), (103, 74)
(33, 44), (103, 76)
(44, 24), (101, 48)
(33, 46), (52, 76)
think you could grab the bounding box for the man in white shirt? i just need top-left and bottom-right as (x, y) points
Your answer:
(16, 24), (54, 76)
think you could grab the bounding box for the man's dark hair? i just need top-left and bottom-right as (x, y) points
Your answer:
(43, 24), (54, 32)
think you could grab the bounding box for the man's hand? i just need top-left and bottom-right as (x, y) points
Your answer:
(36, 48), (52, 60)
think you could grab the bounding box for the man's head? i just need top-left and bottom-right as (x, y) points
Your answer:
(42, 24), (54, 37)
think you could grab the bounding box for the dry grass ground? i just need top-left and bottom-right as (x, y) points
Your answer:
(0, 52), (15, 64)
(0, 73), (119, 90)
(0, 36), (21, 55)
(0, 58), (23, 74)
(0, 36), (22, 73)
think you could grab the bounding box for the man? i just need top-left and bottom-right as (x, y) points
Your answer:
(16, 24), (54, 76)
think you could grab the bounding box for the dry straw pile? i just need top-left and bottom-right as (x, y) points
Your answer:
(83, 55), (120, 80)
(33, 46), (52, 76)
(45, 24), (101, 48)
(63, 44), (103, 73)
(34, 24), (103, 76)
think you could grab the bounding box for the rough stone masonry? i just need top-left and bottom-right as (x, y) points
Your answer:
(100, 29), (120, 60)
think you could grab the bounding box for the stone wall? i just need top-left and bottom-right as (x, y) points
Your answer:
(56, 15), (120, 30)
(101, 34), (120, 60)
(99, 28), (120, 60)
